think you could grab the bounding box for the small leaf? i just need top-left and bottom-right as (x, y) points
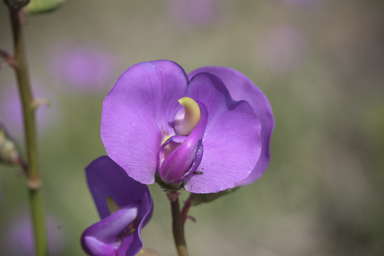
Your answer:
(191, 187), (240, 206)
(25, 0), (66, 14)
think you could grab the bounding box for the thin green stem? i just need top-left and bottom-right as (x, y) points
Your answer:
(9, 8), (48, 256)
(170, 196), (190, 256)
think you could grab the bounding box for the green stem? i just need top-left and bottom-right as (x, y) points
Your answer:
(9, 8), (48, 256)
(171, 196), (190, 256)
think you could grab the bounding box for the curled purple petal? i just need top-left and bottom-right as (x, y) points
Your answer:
(158, 101), (208, 184)
(82, 156), (153, 256)
(188, 67), (274, 186)
(82, 202), (140, 256)
(101, 60), (188, 184)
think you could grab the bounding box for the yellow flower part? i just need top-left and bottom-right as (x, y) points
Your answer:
(106, 196), (121, 214)
(174, 97), (201, 135)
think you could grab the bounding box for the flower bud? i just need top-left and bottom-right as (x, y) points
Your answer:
(0, 121), (22, 166)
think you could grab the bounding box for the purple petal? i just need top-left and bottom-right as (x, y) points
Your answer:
(85, 156), (152, 220)
(101, 60), (188, 184)
(116, 231), (141, 256)
(84, 156), (153, 256)
(183, 73), (262, 193)
(188, 67), (274, 186)
(81, 203), (140, 256)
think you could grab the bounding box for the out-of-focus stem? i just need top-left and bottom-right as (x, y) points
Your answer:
(170, 196), (189, 256)
(9, 8), (48, 256)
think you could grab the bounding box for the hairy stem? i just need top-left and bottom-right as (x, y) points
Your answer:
(9, 8), (48, 256)
(171, 196), (189, 256)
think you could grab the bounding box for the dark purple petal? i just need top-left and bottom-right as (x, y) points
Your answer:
(83, 156), (153, 256)
(188, 67), (274, 186)
(85, 156), (149, 219)
(101, 60), (188, 184)
(183, 73), (262, 193)
(116, 232), (141, 256)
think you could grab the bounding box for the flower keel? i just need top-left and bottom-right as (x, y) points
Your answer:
(158, 101), (208, 185)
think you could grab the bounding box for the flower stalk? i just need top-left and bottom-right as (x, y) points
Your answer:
(8, 7), (48, 256)
(170, 194), (189, 256)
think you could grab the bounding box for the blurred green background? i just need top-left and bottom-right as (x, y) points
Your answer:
(1, 0), (384, 255)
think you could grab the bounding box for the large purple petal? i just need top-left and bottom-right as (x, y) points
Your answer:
(85, 156), (151, 220)
(188, 67), (274, 186)
(184, 73), (262, 193)
(101, 61), (188, 184)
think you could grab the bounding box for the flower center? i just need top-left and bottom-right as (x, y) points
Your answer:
(157, 99), (208, 185)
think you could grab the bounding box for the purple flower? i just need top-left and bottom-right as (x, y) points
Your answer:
(49, 43), (115, 93)
(101, 60), (274, 193)
(81, 156), (153, 256)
